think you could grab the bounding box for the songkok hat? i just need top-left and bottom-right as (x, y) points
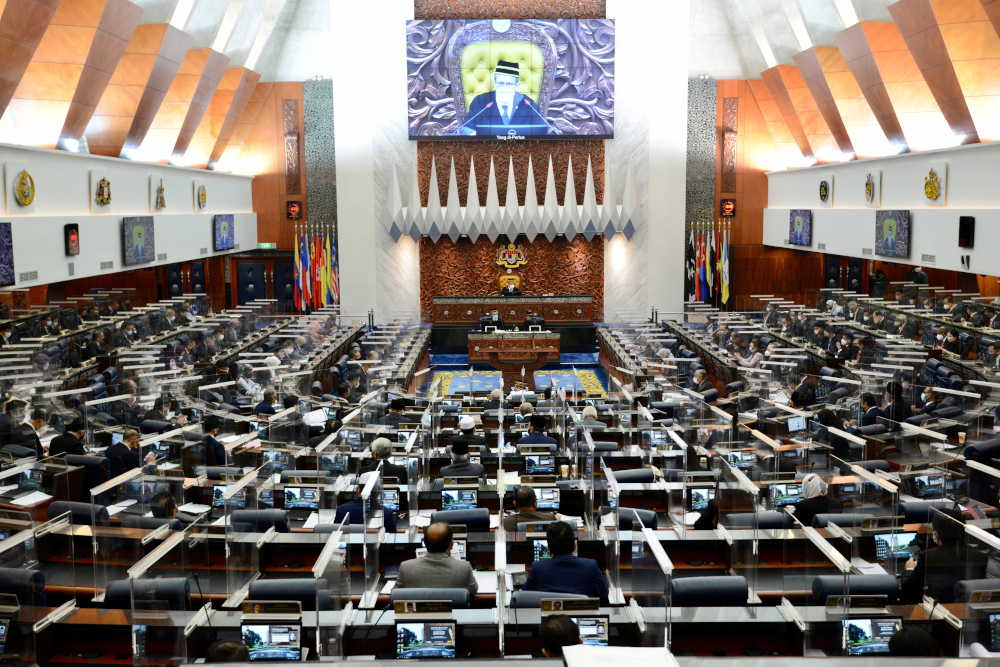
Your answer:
(451, 440), (469, 456)
(494, 60), (520, 78)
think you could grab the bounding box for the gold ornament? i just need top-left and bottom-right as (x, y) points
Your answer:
(155, 179), (166, 210)
(198, 184), (207, 209)
(15, 170), (34, 207)
(865, 173), (874, 203)
(95, 177), (112, 206)
(924, 168), (940, 200)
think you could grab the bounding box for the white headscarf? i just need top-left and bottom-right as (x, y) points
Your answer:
(802, 473), (827, 499)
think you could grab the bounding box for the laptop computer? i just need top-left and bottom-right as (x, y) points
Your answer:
(441, 489), (477, 511)
(242, 623), (302, 661)
(842, 617), (902, 656)
(770, 482), (804, 507)
(283, 486), (319, 521)
(874, 531), (919, 562)
(395, 620), (456, 659)
(536, 487), (560, 510)
(382, 489), (400, 512)
(211, 484), (246, 517)
(572, 616), (610, 647)
(524, 455), (556, 475)
(689, 486), (716, 511)
(0, 470), (43, 500)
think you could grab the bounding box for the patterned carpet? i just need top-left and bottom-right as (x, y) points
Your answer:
(433, 369), (607, 397)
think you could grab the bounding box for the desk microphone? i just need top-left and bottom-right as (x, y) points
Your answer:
(192, 572), (211, 627)
(457, 103), (494, 131)
(521, 99), (560, 134)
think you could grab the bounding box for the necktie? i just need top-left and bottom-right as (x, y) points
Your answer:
(502, 105), (509, 124)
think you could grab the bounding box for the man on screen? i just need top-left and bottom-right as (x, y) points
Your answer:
(459, 60), (549, 136)
(134, 225), (147, 261)
(882, 218), (897, 255)
(792, 214), (806, 245)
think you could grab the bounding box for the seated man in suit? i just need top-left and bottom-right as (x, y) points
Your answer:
(693, 369), (714, 394)
(519, 415), (557, 446)
(901, 508), (987, 603)
(522, 310), (545, 330)
(855, 392), (886, 428)
(523, 521), (609, 604)
(882, 381), (908, 429)
(503, 485), (557, 531)
(49, 416), (87, 457)
(106, 428), (156, 478)
(438, 424), (486, 479)
(395, 522), (477, 595)
(359, 437), (409, 482)
(580, 405), (605, 429)
(913, 386), (940, 416)
(254, 388), (278, 417)
(482, 388), (510, 412)
(201, 415), (228, 467)
(481, 309), (505, 330)
(786, 371), (816, 407)
(334, 472), (396, 532)
(500, 277), (522, 297)
(378, 399), (408, 427)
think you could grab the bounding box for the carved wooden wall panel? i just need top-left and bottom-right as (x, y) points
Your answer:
(419, 235), (604, 321)
(283, 98), (301, 195)
(414, 0), (605, 19)
(417, 140), (604, 206)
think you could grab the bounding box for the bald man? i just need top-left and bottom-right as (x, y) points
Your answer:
(395, 522), (478, 595)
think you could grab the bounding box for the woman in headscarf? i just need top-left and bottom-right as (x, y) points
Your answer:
(792, 473), (843, 527)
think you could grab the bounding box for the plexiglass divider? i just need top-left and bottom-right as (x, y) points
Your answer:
(0, 526), (39, 665)
(314, 515), (351, 658)
(360, 462), (383, 609)
(629, 511), (673, 649)
(715, 459), (758, 601)
(600, 459), (623, 604)
(223, 465), (266, 608)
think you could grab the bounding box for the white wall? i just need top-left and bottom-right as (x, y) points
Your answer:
(0, 143), (255, 289)
(604, 0), (689, 321)
(764, 141), (1000, 276)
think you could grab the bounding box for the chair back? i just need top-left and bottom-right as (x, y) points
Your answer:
(430, 508), (490, 532)
(105, 577), (189, 611)
(48, 500), (108, 526)
(671, 576), (747, 606)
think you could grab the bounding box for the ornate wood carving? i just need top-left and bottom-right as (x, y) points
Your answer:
(417, 141), (604, 207)
(420, 235), (603, 321)
(414, 0), (605, 19)
(283, 99), (301, 195)
(721, 98), (738, 193)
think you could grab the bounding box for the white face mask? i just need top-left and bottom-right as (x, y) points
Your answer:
(863, 316), (870, 322)
(937, 334), (944, 341)
(947, 336), (955, 343)
(842, 338), (849, 345)
(764, 350), (771, 356)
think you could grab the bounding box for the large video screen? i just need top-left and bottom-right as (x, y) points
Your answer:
(875, 210), (909, 259)
(406, 19), (615, 140)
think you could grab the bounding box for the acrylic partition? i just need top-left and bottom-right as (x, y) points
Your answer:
(0, 526), (40, 665)
(224, 465), (270, 607)
(600, 459), (623, 605)
(715, 459), (758, 600)
(360, 465), (383, 609)
(129, 528), (213, 667)
(630, 510), (673, 650)
(314, 516), (352, 658)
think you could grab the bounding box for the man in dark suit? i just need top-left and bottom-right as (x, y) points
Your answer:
(901, 508), (987, 603)
(253, 388), (278, 417)
(521, 311), (545, 330)
(522, 521), (609, 604)
(858, 393), (886, 428)
(503, 485), (557, 531)
(49, 416), (87, 457)
(359, 437), (409, 482)
(845, 301), (860, 321)
(882, 381), (908, 429)
(333, 472), (396, 532)
(481, 310), (504, 331)
(787, 372), (816, 407)
(460, 60), (550, 137)
(762, 305), (778, 327)
(439, 419), (487, 479)
(143, 398), (187, 427)
(345, 369), (365, 403)
(518, 415), (557, 446)
(201, 415), (227, 467)
(114, 322), (137, 348)
(378, 399), (408, 428)
(482, 389), (510, 411)
(106, 428), (153, 478)
(693, 369), (714, 394)
(984, 307), (1000, 330)
(501, 279), (523, 297)
(913, 386), (940, 416)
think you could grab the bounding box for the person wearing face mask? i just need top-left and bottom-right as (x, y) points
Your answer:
(888, 315), (904, 336)
(901, 508), (986, 604)
(733, 338), (763, 368)
(912, 386), (939, 416)
(941, 328), (962, 356)
(860, 309), (873, 327)
(762, 304), (778, 327)
(870, 310), (887, 332)
(792, 473), (843, 527)
(0, 323), (13, 349)
(116, 323), (137, 348)
(835, 333), (856, 360)
(460, 60), (549, 136)
(986, 343), (1000, 370)
(765, 342), (777, 359)
(845, 301), (860, 321)
(883, 381), (907, 430)
(822, 326), (838, 353)
(480, 309), (504, 331)
(787, 371), (816, 407)
(778, 316), (791, 334)
(809, 323), (825, 346)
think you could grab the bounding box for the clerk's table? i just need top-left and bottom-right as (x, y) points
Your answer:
(468, 330), (560, 390)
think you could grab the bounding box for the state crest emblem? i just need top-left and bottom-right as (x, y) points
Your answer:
(925, 168), (940, 201)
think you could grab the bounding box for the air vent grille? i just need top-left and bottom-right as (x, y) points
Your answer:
(67, 263), (74, 276)
(200, 248), (208, 255)
(157, 253), (167, 261)
(862, 248), (873, 256)
(818, 243), (826, 250)
(18, 271), (37, 282)
(100, 261), (113, 270)
(921, 253), (936, 263)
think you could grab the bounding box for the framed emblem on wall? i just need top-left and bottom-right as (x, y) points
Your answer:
(819, 174), (833, 207)
(865, 169), (880, 208)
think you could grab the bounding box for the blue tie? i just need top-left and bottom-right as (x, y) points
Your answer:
(502, 105), (509, 124)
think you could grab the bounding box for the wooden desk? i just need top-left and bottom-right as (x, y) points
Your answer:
(468, 331), (560, 390)
(432, 295), (594, 324)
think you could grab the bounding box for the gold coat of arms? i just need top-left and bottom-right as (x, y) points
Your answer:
(155, 179), (166, 210)
(496, 243), (528, 269)
(15, 170), (34, 207)
(198, 185), (207, 209)
(865, 173), (874, 203)
(95, 177), (111, 206)
(924, 168), (940, 201)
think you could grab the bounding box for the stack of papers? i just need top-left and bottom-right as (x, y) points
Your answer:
(12, 491), (50, 507)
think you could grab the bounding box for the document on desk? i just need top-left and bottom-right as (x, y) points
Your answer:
(380, 580), (396, 594)
(410, 509), (435, 528)
(565, 645), (672, 666)
(179, 503), (211, 514)
(850, 556), (888, 576)
(12, 491), (50, 507)
(302, 513), (320, 530)
(490, 514), (500, 529)
(473, 570), (511, 595)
